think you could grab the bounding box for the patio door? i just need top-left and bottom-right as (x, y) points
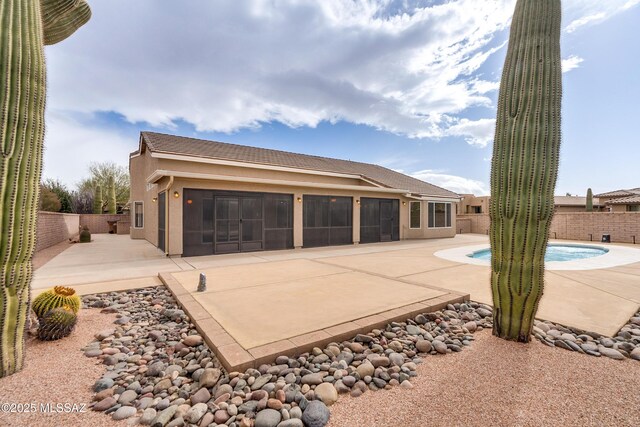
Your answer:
(360, 198), (399, 244)
(214, 196), (263, 254)
(157, 191), (166, 252)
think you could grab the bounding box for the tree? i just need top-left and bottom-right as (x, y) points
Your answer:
(39, 186), (62, 212)
(0, 1), (91, 377)
(70, 190), (94, 214)
(107, 175), (117, 214)
(42, 178), (74, 213)
(93, 185), (103, 214)
(489, 0), (561, 342)
(77, 161), (129, 213)
(586, 188), (593, 212)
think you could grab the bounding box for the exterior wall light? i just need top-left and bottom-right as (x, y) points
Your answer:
(297, 197), (302, 203)
(402, 201), (407, 206)
(152, 197), (158, 203)
(173, 191), (180, 198)
(356, 199), (360, 205)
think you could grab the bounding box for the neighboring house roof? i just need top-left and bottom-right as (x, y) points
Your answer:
(554, 196), (601, 206)
(606, 195), (640, 205)
(136, 132), (460, 199)
(594, 188), (640, 198)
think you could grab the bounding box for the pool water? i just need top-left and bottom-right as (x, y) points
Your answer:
(468, 244), (609, 262)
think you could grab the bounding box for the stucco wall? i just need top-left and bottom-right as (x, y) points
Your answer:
(458, 212), (640, 244)
(36, 211), (80, 252)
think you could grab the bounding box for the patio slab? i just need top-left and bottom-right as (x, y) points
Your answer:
(160, 262), (465, 372)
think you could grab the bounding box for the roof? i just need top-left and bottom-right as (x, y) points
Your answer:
(136, 132), (460, 198)
(554, 196), (601, 206)
(594, 188), (640, 198)
(606, 195), (640, 205)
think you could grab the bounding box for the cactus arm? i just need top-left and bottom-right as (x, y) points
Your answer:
(586, 188), (593, 212)
(489, 0), (562, 342)
(41, 0), (91, 46)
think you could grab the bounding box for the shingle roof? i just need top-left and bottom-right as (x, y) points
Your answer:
(138, 132), (459, 198)
(554, 196), (601, 206)
(594, 188), (640, 198)
(606, 195), (640, 205)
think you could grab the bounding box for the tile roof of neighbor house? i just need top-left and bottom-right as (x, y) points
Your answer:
(606, 195), (640, 205)
(594, 188), (640, 198)
(554, 196), (601, 206)
(138, 132), (460, 198)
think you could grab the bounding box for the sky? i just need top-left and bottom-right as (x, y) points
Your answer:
(43, 0), (640, 196)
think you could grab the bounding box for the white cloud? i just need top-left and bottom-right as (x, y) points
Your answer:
(623, 0), (640, 10)
(410, 169), (489, 195)
(445, 118), (495, 147)
(42, 111), (132, 188)
(565, 12), (606, 33)
(562, 55), (585, 73)
(46, 0), (516, 141)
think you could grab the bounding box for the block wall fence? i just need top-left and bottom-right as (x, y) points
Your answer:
(457, 212), (640, 244)
(36, 212), (130, 252)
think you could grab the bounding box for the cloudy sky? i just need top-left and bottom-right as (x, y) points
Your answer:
(44, 0), (639, 196)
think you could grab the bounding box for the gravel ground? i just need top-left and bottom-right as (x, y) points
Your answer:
(327, 329), (640, 427)
(0, 309), (127, 427)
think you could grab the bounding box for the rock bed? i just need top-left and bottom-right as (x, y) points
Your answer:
(81, 287), (493, 427)
(532, 312), (640, 361)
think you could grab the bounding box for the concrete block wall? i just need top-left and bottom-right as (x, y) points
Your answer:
(36, 211), (80, 252)
(458, 212), (640, 244)
(79, 214), (130, 235)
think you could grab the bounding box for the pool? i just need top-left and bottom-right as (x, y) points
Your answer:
(468, 244), (609, 262)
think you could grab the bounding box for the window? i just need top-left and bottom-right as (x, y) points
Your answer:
(628, 205), (640, 212)
(410, 202), (421, 229)
(428, 202), (451, 228)
(134, 201), (144, 228)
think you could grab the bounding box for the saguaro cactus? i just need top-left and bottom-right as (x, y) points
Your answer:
(489, 0), (562, 342)
(93, 185), (103, 214)
(586, 188), (593, 212)
(0, 0), (90, 377)
(107, 175), (117, 214)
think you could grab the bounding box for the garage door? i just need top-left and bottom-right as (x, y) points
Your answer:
(303, 195), (353, 248)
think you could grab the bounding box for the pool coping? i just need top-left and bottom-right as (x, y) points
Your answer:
(434, 241), (640, 271)
(159, 272), (469, 372)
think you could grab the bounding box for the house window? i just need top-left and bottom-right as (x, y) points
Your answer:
(134, 201), (144, 228)
(628, 205), (640, 212)
(428, 202), (451, 228)
(410, 202), (421, 229)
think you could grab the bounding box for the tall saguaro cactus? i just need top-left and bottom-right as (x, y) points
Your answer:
(107, 175), (117, 214)
(0, 0), (90, 377)
(489, 0), (562, 342)
(586, 188), (593, 212)
(93, 185), (103, 214)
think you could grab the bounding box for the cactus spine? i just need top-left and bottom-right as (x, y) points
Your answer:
(107, 175), (117, 214)
(37, 306), (77, 341)
(489, 0), (562, 342)
(93, 185), (103, 214)
(32, 286), (81, 318)
(0, 0), (90, 376)
(586, 188), (593, 212)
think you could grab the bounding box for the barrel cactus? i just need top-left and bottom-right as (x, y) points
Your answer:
(79, 225), (91, 243)
(93, 184), (103, 214)
(32, 286), (81, 319)
(489, 0), (562, 342)
(586, 188), (593, 212)
(0, 0), (91, 376)
(37, 306), (78, 341)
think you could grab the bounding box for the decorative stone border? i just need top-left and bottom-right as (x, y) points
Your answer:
(159, 272), (469, 372)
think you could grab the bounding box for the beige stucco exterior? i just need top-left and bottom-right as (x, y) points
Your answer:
(129, 148), (458, 256)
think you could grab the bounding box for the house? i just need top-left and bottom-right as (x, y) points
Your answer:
(595, 188), (640, 212)
(553, 196), (602, 213)
(129, 132), (461, 256)
(457, 194), (604, 214)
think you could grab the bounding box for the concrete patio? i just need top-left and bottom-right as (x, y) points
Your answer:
(33, 233), (640, 370)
